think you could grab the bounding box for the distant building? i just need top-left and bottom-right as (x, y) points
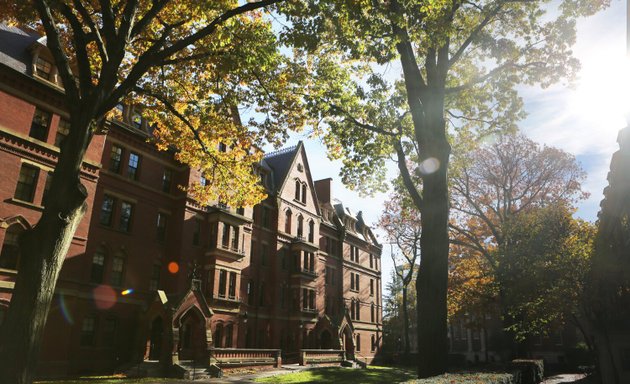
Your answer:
(0, 24), (383, 376)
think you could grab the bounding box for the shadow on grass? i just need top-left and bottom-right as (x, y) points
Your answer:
(257, 366), (416, 384)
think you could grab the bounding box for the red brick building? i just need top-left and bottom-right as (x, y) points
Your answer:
(0, 24), (383, 376)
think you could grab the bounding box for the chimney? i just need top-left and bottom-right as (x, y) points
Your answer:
(314, 178), (333, 204)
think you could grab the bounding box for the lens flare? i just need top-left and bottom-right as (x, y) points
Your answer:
(92, 284), (117, 310)
(58, 293), (74, 325)
(168, 262), (179, 274)
(418, 157), (440, 175)
(121, 289), (134, 296)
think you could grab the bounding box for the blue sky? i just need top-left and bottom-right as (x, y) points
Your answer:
(278, 0), (629, 287)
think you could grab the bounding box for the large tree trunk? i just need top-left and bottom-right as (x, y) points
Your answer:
(0, 117), (93, 384)
(416, 104), (451, 378)
(402, 286), (410, 362)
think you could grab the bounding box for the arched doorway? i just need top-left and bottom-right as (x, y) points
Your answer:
(341, 326), (354, 358)
(148, 317), (163, 360)
(320, 329), (332, 349)
(178, 308), (207, 362)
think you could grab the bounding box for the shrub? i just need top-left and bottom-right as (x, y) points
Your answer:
(511, 359), (544, 384)
(406, 372), (515, 384)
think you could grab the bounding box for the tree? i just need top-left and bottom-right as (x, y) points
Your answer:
(587, 126), (630, 384)
(279, 0), (606, 377)
(382, 267), (418, 357)
(498, 204), (595, 344)
(379, 194), (421, 362)
(0, 2), (304, 383)
(449, 133), (587, 297)
(448, 133), (587, 354)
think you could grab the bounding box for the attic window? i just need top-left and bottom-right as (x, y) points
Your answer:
(35, 57), (52, 80)
(297, 163), (304, 172)
(132, 113), (142, 129)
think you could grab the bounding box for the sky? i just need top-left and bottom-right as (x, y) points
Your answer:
(277, 0), (629, 291)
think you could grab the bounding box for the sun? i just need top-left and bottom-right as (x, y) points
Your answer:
(568, 55), (630, 133)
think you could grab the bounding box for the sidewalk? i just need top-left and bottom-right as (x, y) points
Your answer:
(179, 364), (316, 384)
(541, 373), (589, 384)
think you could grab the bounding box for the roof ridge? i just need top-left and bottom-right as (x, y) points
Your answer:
(263, 144), (298, 158)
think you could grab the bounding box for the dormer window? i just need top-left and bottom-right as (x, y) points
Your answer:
(35, 57), (52, 80)
(132, 112), (142, 129)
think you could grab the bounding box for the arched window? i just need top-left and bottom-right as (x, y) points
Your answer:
(294, 180), (301, 201)
(308, 220), (315, 243)
(90, 246), (107, 284)
(225, 323), (233, 347)
(214, 323), (224, 348)
(297, 215), (304, 238)
(0, 224), (24, 270)
(284, 209), (292, 234)
(301, 183), (307, 204)
(110, 250), (126, 286)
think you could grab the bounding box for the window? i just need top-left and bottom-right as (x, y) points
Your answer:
(231, 226), (239, 251)
(14, 164), (39, 202)
(200, 175), (207, 186)
(156, 213), (168, 241)
(80, 316), (97, 346)
(228, 272), (237, 299)
(371, 335), (376, 352)
(192, 219), (201, 245)
(218, 142), (227, 152)
(149, 264), (160, 291)
(42, 171), (53, 206)
(350, 245), (359, 262)
(132, 112), (142, 129)
(110, 252), (125, 286)
(370, 254), (373, 269)
(356, 334), (361, 351)
(350, 300), (356, 319)
(119, 201), (133, 232)
(297, 215), (303, 238)
(308, 220), (314, 243)
(100, 195), (115, 226)
(350, 272), (359, 291)
(29, 108), (51, 141)
(301, 183), (307, 203)
(294, 180), (300, 201)
(162, 169), (173, 193)
(222, 223), (230, 248)
(109, 145), (123, 173)
(0, 224), (23, 270)
(127, 152), (140, 180)
(370, 279), (374, 296)
(55, 119), (70, 147)
(355, 301), (360, 320)
(214, 323), (224, 348)
(302, 288), (316, 310)
(280, 248), (287, 270)
(35, 57), (53, 79)
(284, 209), (292, 234)
(236, 207), (245, 215)
(218, 270), (227, 297)
(90, 246), (106, 284)
(225, 324), (233, 347)
(371, 304), (375, 323)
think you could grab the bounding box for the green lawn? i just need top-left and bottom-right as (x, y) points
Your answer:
(255, 366), (415, 383)
(35, 377), (187, 384)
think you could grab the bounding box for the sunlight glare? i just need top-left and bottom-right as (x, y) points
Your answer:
(568, 56), (630, 132)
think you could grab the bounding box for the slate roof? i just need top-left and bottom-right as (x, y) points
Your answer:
(0, 24), (40, 75)
(262, 143), (300, 193)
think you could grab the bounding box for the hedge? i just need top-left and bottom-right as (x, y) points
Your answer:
(406, 372), (516, 384)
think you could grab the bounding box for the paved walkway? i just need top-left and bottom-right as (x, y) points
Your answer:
(542, 373), (589, 384)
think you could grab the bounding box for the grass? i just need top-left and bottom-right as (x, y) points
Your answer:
(255, 366), (415, 383)
(35, 376), (188, 384)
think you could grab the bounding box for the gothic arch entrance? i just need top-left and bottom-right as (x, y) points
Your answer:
(178, 307), (207, 362)
(148, 317), (163, 360)
(320, 329), (332, 349)
(341, 325), (354, 358)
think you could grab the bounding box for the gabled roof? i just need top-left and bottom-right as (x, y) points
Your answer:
(263, 143), (300, 193)
(0, 24), (39, 75)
